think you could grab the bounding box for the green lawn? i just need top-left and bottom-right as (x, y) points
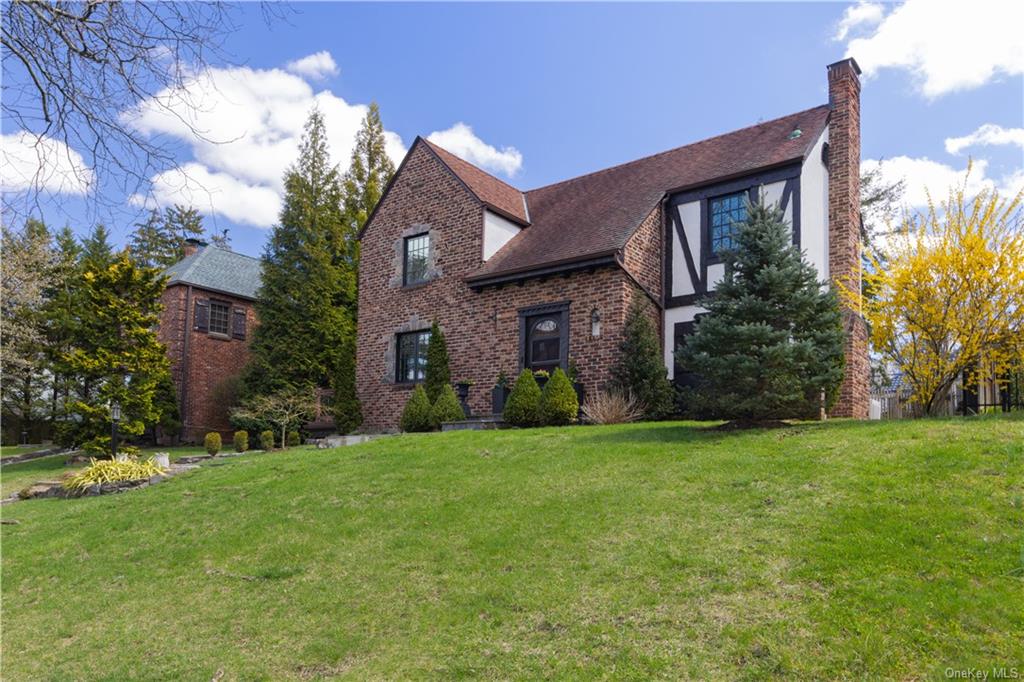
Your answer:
(2, 417), (1022, 679)
(0, 444), (47, 459)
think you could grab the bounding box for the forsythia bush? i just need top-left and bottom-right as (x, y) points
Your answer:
(204, 432), (221, 455)
(286, 430), (301, 447)
(400, 385), (433, 433)
(540, 367), (579, 425)
(504, 369), (542, 427)
(259, 430), (275, 450)
(63, 457), (166, 492)
(233, 430), (249, 452)
(430, 384), (465, 429)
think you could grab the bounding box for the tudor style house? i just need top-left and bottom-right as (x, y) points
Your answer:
(356, 59), (869, 430)
(157, 240), (262, 442)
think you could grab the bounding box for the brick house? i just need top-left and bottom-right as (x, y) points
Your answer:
(356, 59), (869, 431)
(157, 240), (261, 442)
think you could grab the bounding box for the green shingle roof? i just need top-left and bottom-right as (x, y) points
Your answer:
(163, 246), (262, 300)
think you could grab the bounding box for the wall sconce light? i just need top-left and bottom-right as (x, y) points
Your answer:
(591, 309), (601, 337)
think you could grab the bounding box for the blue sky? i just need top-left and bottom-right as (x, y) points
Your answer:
(3, 1), (1022, 258)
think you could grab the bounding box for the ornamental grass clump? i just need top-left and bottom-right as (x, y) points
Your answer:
(233, 430), (249, 452)
(539, 367), (579, 425)
(429, 384), (465, 429)
(503, 369), (542, 427)
(204, 432), (221, 455)
(581, 390), (645, 425)
(63, 457), (166, 492)
(400, 385), (433, 433)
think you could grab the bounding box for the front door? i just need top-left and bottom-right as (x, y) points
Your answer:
(525, 313), (564, 374)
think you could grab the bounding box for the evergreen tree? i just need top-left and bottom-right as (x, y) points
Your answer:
(151, 372), (182, 443)
(539, 367), (579, 426)
(243, 109), (354, 396)
(331, 337), (363, 434)
(341, 102), (396, 277)
(40, 226), (82, 428)
(677, 202), (845, 423)
(610, 299), (675, 419)
(80, 224), (116, 271)
(503, 369), (542, 427)
(163, 204), (205, 245)
(429, 384), (465, 429)
(62, 254), (172, 454)
(128, 209), (177, 268)
(424, 320), (451, 403)
(399, 385), (433, 433)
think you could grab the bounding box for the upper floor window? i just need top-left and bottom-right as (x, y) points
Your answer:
(396, 329), (431, 383)
(209, 300), (230, 335)
(403, 233), (430, 286)
(709, 192), (747, 256)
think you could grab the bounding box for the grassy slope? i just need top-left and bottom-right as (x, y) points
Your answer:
(0, 445), (47, 459)
(2, 417), (1021, 680)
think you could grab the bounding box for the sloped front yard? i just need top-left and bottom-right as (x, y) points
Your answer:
(2, 417), (1021, 679)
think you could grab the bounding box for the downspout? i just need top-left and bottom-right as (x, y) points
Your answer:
(180, 285), (193, 442)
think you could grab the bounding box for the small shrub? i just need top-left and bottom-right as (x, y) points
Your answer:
(204, 432), (221, 455)
(63, 457), (166, 492)
(400, 385), (433, 432)
(430, 384), (465, 428)
(233, 430), (249, 452)
(582, 390), (645, 425)
(259, 429), (275, 451)
(504, 369), (542, 427)
(286, 430), (301, 447)
(539, 367), (579, 425)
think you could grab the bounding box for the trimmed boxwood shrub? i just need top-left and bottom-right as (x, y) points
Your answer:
(286, 430), (301, 447)
(259, 429), (275, 451)
(504, 369), (542, 427)
(430, 384), (465, 429)
(233, 430), (249, 452)
(540, 367), (579, 425)
(400, 385), (433, 433)
(204, 432), (221, 456)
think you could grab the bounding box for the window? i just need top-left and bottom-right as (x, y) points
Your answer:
(403, 233), (430, 286)
(709, 192), (748, 256)
(396, 330), (431, 383)
(209, 300), (230, 335)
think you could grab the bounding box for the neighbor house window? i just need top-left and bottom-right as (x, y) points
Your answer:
(209, 300), (230, 335)
(709, 192), (747, 256)
(396, 329), (431, 383)
(403, 233), (430, 286)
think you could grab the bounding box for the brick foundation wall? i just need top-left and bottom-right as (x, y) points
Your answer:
(357, 141), (653, 431)
(827, 58), (870, 418)
(157, 284), (257, 442)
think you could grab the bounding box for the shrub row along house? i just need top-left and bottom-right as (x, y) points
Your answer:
(157, 58), (869, 436)
(355, 59), (869, 430)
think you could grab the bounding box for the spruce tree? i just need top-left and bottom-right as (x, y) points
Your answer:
(244, 109), (354, 397)
(610, 299), (675, 419)
(128, 205), (207, 267)
(423, 320), (451, 403)
(677, 202), (845, 423)
(331, 337), (363, 434)
(341, 102), (396, 275)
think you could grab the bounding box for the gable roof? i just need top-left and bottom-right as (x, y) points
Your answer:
(467, 105), (831, 282)
(422, 139), (529, 224)
(163, 246), (262, 300)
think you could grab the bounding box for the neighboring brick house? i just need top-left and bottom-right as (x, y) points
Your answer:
(356, 59), (870, 430)
(157, 240), (261, 442)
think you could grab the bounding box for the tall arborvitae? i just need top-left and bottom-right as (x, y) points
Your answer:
(331, 336), (363, 435)
(423, 320), (451, 403)
(341, 102), (396, 278)
(244, 109), (354, 397)
(677, 202), (844, 423)
(610, 299), (675, 420)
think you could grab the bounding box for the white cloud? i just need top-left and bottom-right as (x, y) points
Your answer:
(130, 163), (282, 228)
(833, 1), (884, 41)
(944, 124), (1024, 155)
(1, 131), (93, 195)
(863, 156), (1023, 208)
(843, 0), (1024, 98)
(285, 51), (339, 80)
(123, 63), (408, 227)
(427, 123), (523, 177)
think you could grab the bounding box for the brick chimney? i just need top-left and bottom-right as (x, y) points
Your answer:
(827, 58), (869, 418)
(183, 238), (207, 258)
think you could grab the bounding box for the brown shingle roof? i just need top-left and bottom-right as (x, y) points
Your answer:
(422, 140), (529, 224)
(462, 105), (831, 282)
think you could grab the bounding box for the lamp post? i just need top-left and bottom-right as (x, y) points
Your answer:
(110, 401), (122, 460)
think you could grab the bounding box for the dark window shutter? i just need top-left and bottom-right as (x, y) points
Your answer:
(232, 308), (246, 340)
(194, 299), (209, 332)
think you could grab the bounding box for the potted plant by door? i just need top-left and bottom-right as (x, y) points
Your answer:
(491, 372), (511, 415)
(533, 369), (550, 391)
(455, 380), (473, 417)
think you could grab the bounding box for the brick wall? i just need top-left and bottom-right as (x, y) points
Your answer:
(157, 284), (257, 442)
(827, 58), (870, 418)
(357, 141), (652, 431)
(622, 202), (663, 303)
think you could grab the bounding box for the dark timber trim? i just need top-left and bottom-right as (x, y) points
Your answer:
(467, 252), (618, 291)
